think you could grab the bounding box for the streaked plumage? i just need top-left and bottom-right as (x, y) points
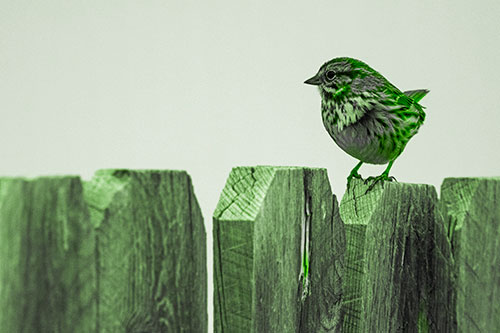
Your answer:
(304, 57), (428, 190)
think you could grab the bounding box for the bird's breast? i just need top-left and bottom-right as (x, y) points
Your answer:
(322, 107), (401, 164)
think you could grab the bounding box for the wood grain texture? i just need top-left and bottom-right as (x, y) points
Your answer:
(340, 179), (454, 332)
(0, 177), (96, 332)
(84, 169), (206, 332)
(213, 166), (344, 332)
(440, 177), (500, 332)
(0, 169), (206, 332)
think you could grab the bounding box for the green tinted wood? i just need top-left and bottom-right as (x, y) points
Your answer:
(213, 166), (344, 332)
(340, 179), (454, 332)
(440, 177), (500, 332)
(0, 170), (206, 332)
(0, 177), (95, 332)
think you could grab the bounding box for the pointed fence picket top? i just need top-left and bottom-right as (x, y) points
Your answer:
(440, 177), (500, 332)
(213, 166), (345, 332)
(0, 170), (207, 332)
(339, 179), (455, 332)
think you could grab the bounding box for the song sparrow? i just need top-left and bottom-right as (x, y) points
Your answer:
(305, 57), (428, 191)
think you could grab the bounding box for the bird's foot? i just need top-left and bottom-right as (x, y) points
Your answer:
(363, 173), (397, 193)
(347, 170), (363, 189)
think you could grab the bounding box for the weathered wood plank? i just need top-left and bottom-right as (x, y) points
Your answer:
(213, 166), (344, 332)
(440, 177), (500, 332)
(84, 169), (207, 332)
(0, 169), (207, 332)
(340, 179), (454, 332)
(0, 177), (96, 332)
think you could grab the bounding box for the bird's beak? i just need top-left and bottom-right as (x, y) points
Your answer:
(304, 73), (321, 85)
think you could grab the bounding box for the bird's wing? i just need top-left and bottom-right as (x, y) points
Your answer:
(377, 87), (426, 123)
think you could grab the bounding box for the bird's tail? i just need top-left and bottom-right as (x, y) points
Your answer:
(404, 89), (429, 103)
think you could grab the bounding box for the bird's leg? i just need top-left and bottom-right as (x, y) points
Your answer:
(347, 161), (364, 188)
(364, 160), (397, 193)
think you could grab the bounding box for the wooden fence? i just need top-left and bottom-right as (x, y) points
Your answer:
(0, 170), (206, 332)
(0, 167), (498, 332)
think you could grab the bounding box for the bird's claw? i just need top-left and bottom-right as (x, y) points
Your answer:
(363, 174), (397, 193)
(347, 171), (363, 190)
(347, 171), (363, 181)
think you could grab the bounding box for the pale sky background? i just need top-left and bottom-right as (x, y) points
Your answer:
(2, 1), (500, 330)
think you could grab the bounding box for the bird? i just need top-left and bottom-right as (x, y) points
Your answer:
(304, 57), (428, 191)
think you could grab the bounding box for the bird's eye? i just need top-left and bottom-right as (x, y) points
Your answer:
(326, 70), (336, 80)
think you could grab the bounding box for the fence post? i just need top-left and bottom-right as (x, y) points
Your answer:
(340, 179), (454, 332)
(213, 166), (345, 332)
(0, 169), (207, 332)
(0, 176), (95, 332)
(440, 177), (500, 332)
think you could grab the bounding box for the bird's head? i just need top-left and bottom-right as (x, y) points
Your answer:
(304, 57), (383, 100)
